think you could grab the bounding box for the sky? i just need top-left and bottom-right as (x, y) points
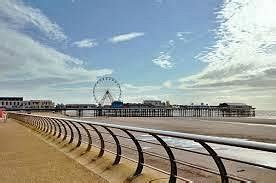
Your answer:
(0, 0), (276, 110)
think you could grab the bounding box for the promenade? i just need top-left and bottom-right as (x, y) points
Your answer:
(0, 119), (107, 183)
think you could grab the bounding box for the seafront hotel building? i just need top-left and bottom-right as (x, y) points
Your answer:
(0, 97), (54, 110)
(0, 97), (23, 109)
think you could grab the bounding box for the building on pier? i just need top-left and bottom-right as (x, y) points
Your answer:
(218, 103), (255, 117)
(0, 97), (23, 109)
(143, 100), (165, 107)
(0, 97), (55, 110)
(123, 103), (149, 108)
(22, 100), (55, 109)
(111, 101), (123, 108)
(65, 104), (97, 109)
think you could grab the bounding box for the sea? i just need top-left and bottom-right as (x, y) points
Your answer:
(255, 110), (276, 119)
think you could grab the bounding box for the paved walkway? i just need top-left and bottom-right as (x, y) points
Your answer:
(0, 119), (107, 183)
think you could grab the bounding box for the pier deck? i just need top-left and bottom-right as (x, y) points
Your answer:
(0, 119), (107, 183)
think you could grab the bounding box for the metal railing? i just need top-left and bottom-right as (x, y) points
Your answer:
(8, 112), (276, 183)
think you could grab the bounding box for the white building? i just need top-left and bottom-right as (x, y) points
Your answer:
(143, 100), (165, 107)
(22, 100), (55, 109)
(0, 97), (23, 109)
(65, 104), (97, 109)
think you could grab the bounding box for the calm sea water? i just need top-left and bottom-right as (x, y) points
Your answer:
(255, 110), (276, 119)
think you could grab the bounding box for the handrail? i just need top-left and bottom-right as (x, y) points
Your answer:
(8, 112), (276, 183)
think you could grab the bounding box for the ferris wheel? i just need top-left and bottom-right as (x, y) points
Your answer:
(93, 77), (122, 106)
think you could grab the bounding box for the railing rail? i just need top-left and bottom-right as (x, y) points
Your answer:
(8, 112), (276, 183)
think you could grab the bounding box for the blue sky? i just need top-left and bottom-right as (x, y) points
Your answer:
(27, 0), (218, 84)
(0, 0), (276, 110)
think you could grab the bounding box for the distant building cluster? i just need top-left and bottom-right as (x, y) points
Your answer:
(218, 103), (255, 116)
(65, 104), (97, 109)
(109, 100), (171, 109)
(0, 97), (54, 110)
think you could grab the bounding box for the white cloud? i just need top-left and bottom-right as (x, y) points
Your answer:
(152, 51), (173, 69)
(121, 83), (164, 103)
(152, 32), (192, 69)
(0, 1), (112, 103)
(122, 84), (161, 93)
(180, 0), (276, 88)
(177, 0), (276, 109)
(176, 32), (191, 41)
(162, 80), (172, 88)
(0, 26), (112, 86)
(109, 32), (145, 43)
(152, 39), (176, 69)
(73, 39), (98, 48)
(0, 0), (67, 41)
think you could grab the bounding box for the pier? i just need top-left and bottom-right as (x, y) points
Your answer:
(61, 105), (255, 118)
(5, 105), (255, 118)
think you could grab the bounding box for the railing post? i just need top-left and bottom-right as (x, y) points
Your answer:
(196, 141), (229, 183)
(38, 117), (46, 134)
(43, 118), (51, 134)
(57, 119), (68, 141)
(53, 119), (62, 139)
(30, 116), (34, 128)
(40, 118), (47, 133)
(35, 117), (40, 132)
(151, 134), (177, 183)
(78, 123), (92, 153)
(36, 117), (42, 132)
(122, 129), (144, 177)
(28, 117), (33, 128)
(63, 120), (74, 144)
(89, 124), (105, 157)
(51, 119), (57, 137)
(45, 118), (54, 135)
(39, 118), (45, 132)
(103, 126), (121, 165)
(28, 116), (33, 129)
(38, 117), (44, 133)
(69, 121), (82, 148)
(33, 117), (38, 131)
